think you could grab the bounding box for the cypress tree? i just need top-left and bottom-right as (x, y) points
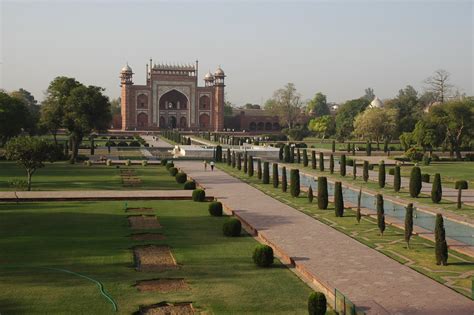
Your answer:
(284, 145), (291, 163)
(237, 153), (242, 170)
(231, 151), (236, 168)
(248, 156), (254, 177)
(366, 141), (372, 156)
(290, 146), (295, 163)
(455, 180), (468, 209)
(279, 146), (284, 161)
(394, 165), (401, 192)
(281, 166), (287, 192)
(308, 186), (314, 203)
(409, 167), (422, 197)
(257, 159), (262, 179)
(405, 203), (413, 249)
(329, 154), (334, 174)
(331, 140), (336, 153)
(340, 154), (346, 176)
(272, 163), (279, 188)
(356, 188), (362, 223)
(311, 151), (316, 169)
(347, 142), (351, 153)
(376, 194), (385, 236)
(352, 143), (356, 156)
(435, 214), (448, 266)
(383, 139), (389, 153)
(352, 160), (357, 180)
(319, 152), (325, 171)
(290, 169), (300, 197)
(363, 160), (369, 182)
(303, 149), (308, 167)
(243, 152), (248, 173)
(227, 148), (231, 166)
(90, 137), (95, 155)
(262, 161), (270, 184)
(215, 145), (222, 162)
(297, 148), (301, 164)
(378, 160), (386, 188)
(317, 177), (328, 209)
(431, 173), (442, 203)
(334, 181), (344, 217)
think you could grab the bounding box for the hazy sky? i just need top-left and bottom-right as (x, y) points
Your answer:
(1, 0), (473, 106)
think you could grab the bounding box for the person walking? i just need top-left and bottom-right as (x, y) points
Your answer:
(210, 160), (215, 171)
(203, 160), (208, 171)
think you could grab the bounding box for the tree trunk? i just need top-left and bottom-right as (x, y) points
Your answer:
(27, 170), (32, 191)
(52, 132), (58, 145)
(454, 142), (462, 161)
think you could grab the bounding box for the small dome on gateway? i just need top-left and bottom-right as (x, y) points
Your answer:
(121, 63), (133, 73)
(214, 66), (225, 76)
(204, 71), (214, 80)
(370, 96), (383, 108)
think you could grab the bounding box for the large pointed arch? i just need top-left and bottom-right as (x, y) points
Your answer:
(159, 89), (189, 110)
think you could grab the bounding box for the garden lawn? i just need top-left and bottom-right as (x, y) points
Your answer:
(396, 161), (474, 187)
(0, 162), (182, 191)
(0, 200), (312, 314)
(218, 163), (474, 298)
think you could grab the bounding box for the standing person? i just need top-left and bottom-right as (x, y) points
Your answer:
(210, 160), (215, 171)
(203, 160), (208, 171)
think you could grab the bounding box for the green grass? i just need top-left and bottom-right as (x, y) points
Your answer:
(218, 163), (474, 299)
(0, 162), (182, 191)
(395, 161), (474, 187)
(0, 200), (313, 314)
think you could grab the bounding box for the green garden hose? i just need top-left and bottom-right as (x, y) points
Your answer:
(0, 265), (118, 312)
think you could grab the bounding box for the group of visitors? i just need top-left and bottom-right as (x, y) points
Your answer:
(203, 160), (215, 171)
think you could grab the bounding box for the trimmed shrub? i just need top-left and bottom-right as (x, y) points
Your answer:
(422, 154), (431, 166)
(279, 146), (284, 161)
(175, 172), (187, 184)
(331, 140), (336, 153)
(455, 180), (468, 209)
(215, 145), (223, 162)
(290, 146), (295, 163)
(223, 218), (241, 237)
(231, 152), (236, 168)
(346, 158), (354, 166)
(311, 151), (316, 169)
(129, 140), (140, 147)
(409, 167), (422, 197)
(394, 165), (401, 192)
(118, 141), (128, 147)
(272, 163), (279, 188)
(334, 181), (344, 217)
(243, 152), (248, 173)
(248, 156), (254, 177)
(421, 173), (430, 183)
(376, 194), (385, 236)
(183, 180), (196, 190)
(290, 169), (300, 197)
(296, 148), (301, 164)
(405, 203), (414, 248)
(303, 149), (308, 167)
(352, 160), (357, 180)
(141, 160), (148, 167)
(125, 159), (131, 166)
(192, 188), (206, 202)
(166, 161), (174, 170)
(328, 156), (335, 176)
(252, 244), (274, 267)
(208, 201), (223, 216)
(226, 148), (231, 166)
(308, 186), (314, 203)
(237, 153), (242, 170)
(317, 177), (328, 209)
(284, 145), (291, 163)
(169, 167), (178, 176)
(388, 168), (394, 175)
(340, 154), (346, 176)
(308, 292), (327, 315)
(356, 189), (362, 223)
(262, 162), (270, 184)
(435, 214), (448, 266)
(366, 141), (372, 156)
(368, 163), (375, 170)
(281, 166), (288, 192)
(257, 159), (262, 179)
(319, 152), (325, 171)
(84, 160), (92, 167)
(378, 160), (386, 188)
(161, 159), (168, 166)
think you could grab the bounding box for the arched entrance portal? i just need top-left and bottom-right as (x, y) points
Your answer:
(199, 114), (210, 129)
(169, 116), (177, 129)
(137, 113), (148, 129)
(180, 117), (187, 128)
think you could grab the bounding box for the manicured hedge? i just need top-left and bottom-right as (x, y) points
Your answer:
(409, 167), (422, 197)
(272, 163), (279, 188)
(263, 162), (270, 184)
(394, 165), (401, 192)
(308, 292), (327, 315)
(208, 201), (223, 216)
(317, 177), (328, 210)
(192, 188), (206, 202)
(281, 166), (287, 192)
(223, 218), (241, 237)
(378, 160), (386, 188)
(334, 181), (344, 217)
(183, 180), (196, 190)
(290, 169), (300, 197)
(175, 172), (187, 183)
(169, 167), (178, 176)
(252, 244), (274, 267)
(340, 154), (346, 176)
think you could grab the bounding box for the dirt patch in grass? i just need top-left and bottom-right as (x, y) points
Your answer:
(128, 215), (161, 229)
(132, 233), (165, 241)
(126, 207), (154, 213)
(121, 169), (142, 187)
(138, 302), (194, 315)
(134, 245), (178, 271)
(136, 278), (189, 292)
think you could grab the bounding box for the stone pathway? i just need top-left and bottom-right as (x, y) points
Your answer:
(141, 135), (174, 149)
(175, 160), (474, 315)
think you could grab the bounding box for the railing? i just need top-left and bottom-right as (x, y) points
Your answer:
(334, 288), (365, 315)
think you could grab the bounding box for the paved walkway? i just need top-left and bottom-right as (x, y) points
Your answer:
(176, 161), (474, 315)
(141, 135), (174, 149)
(0, 190), (193, 201)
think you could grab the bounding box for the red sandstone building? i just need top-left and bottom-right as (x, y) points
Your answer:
(120, 59), (225, 131)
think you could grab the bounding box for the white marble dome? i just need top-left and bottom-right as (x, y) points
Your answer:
(214, 67), (225, 76)
(121, 64), (133, 73)
(204, 71), (214, 80)
(370, 96), (383, 108)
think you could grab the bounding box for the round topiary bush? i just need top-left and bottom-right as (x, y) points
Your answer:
(223, 218), (241, 236)
(160, 159), (168, 166)
(141, 160), (148, 166)
(118, 141), (128, 147)
(125, 159), (131, 166)
(129, 140), (140, 147)
(175, 172), (187, 184)
(183, 180), (196, 190)
(192, 188), (206, 202)
(166, 161), (174, 170)
(208, 201), (223, 216)
(455, 180), (468, 190)
(252, 244), (274, 267)
(169, 167), (178, 176)
(421, 173), (430, 183)
(308, 292), (327, 315)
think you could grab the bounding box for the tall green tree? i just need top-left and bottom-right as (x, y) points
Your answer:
(353, 108), (397, 145)
(0, 92), (31, 145)
(405, 203), (414, 249)
(307, 92), (330, 116)
(264, 83), (303, 129)
(435, 214), (448, 266)
(335, 98), (370, 139)
(308, 115), (335, 139)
